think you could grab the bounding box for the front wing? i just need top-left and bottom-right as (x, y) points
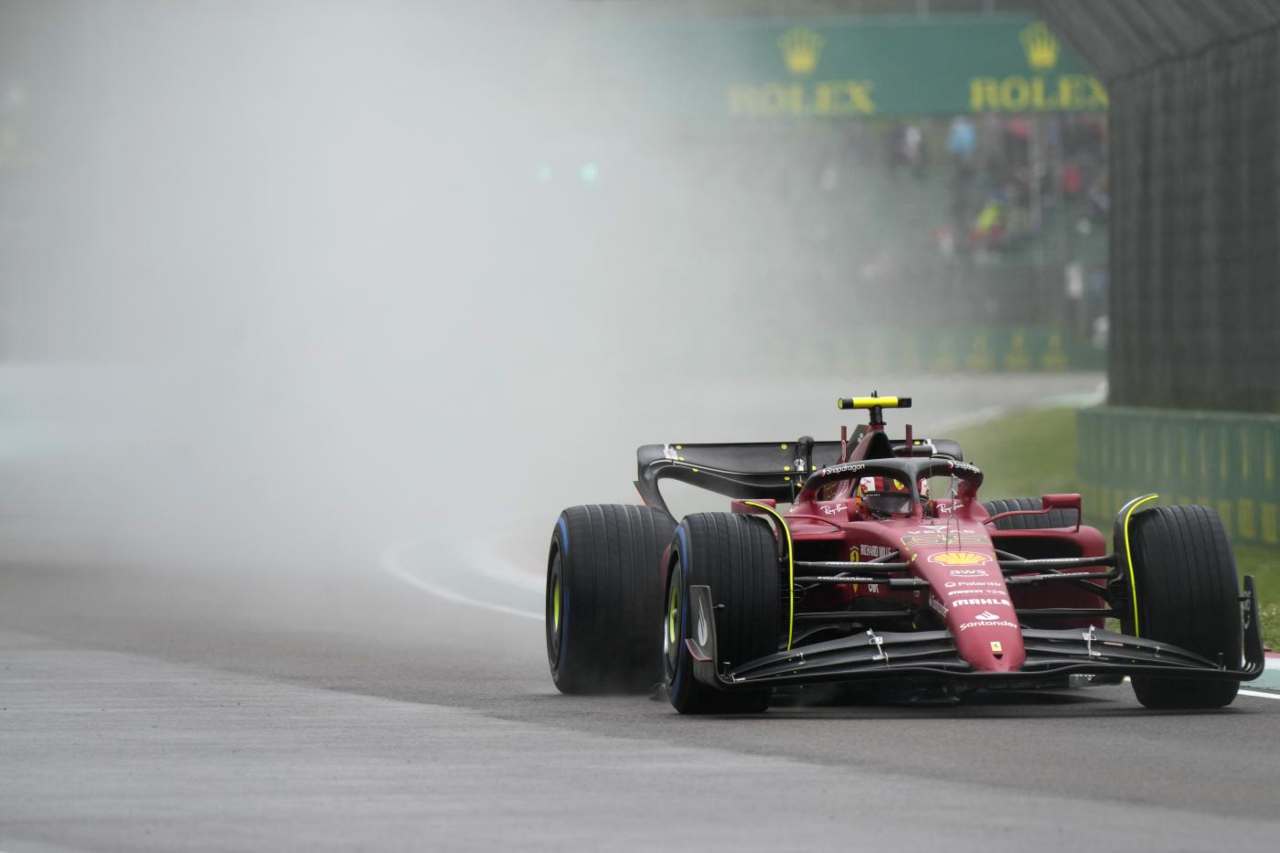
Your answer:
(684, 577), (1266, 691)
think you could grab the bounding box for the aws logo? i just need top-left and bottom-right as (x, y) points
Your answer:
(779, 27), (824, 76)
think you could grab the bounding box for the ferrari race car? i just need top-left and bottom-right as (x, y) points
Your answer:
(544, 396), (1264, 713)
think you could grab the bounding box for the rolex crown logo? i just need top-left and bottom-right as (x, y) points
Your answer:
(779, 27), (824, 76)
(1020, 21), (1059, 71)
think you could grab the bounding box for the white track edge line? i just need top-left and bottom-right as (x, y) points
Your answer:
(383, 542), (542, 622)
(1238, 689), (1280, 701)
(474, 545), (544, 592)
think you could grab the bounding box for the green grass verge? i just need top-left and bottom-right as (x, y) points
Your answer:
(948, 407), (1278, 647)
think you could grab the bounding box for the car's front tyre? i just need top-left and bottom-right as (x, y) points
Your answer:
(1125, 505), (1242, 709)
(665, 512), (779, 714)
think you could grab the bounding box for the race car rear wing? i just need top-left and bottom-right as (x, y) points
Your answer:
(635, 437), (963, 515)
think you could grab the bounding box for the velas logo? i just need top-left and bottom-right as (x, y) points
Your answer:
(1019, 22), (1059, 71)
(928, 551), (990, 566)
(779, 27), (824, 76)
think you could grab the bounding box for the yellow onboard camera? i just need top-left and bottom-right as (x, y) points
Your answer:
(836, 396), (912, 410)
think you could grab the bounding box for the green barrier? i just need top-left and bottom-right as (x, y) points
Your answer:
(921, 328), (1102, 372)
(787, 326), (1101, 377)
(844, 327), (1103, 373)
(1078, 407), (1280, 545)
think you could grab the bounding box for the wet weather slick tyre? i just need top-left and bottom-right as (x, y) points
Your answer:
(546, 504), (675, 694)
(665, 513), (779, 714)
(1126, 505), (1242, 709)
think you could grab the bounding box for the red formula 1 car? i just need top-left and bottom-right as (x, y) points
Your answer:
(544, 396), (1264, 713)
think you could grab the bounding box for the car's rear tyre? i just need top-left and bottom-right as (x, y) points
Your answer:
(1125, 505), (1242, 709)
(546, 504), (676, 694)
(982, 497), (1078, 530)
(665, 512), (779, 714)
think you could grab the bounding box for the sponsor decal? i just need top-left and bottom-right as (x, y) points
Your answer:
(780, 26), (823, 76)
(949, 598), (1012, 608)
(696, 602), (710, 646)
(856, 544), (894, 560)
(975, 611), (1001, 621)
(820, 502), (849, 517)
(928, 551), (991, 566)
(945, 583), (1003, 593)
(867, 583), (880, 594)
(902, 528), (987, 547)
(958, 618), (1019, 632)
(948, 568), (990, 578)
(819, 462), (865, 478)
(990, 641), (1004, 654)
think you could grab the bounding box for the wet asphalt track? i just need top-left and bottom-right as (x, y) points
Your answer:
(3, 374), (1279, 851)
(1, 560), (1278, 852)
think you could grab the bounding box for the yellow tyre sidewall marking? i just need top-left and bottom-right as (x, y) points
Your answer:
(743, 501), (795, 651)
(1122, 494), (1159, 636)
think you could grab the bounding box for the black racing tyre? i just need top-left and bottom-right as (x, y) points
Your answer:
(982, 497), (1078, 530)
(665, 513), (780, 715)
(1126, 505), (1242, 709)
(546, 504), (676, 694)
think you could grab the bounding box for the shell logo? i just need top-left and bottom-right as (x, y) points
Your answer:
(928, 551), (991, 566)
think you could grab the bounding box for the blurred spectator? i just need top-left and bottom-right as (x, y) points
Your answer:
(903, 123), (925, 178)
(946, 116), (976, 166)
(888, 121), (927, 179)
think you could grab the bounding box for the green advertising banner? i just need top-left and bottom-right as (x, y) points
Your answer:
(1078, 407), (1280, 546)
(636, 14), (1106, 119)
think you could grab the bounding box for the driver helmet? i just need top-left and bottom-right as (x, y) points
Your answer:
(855, 476), (913, 518)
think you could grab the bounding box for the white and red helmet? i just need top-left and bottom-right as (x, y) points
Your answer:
(855, 476), (913, 517)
